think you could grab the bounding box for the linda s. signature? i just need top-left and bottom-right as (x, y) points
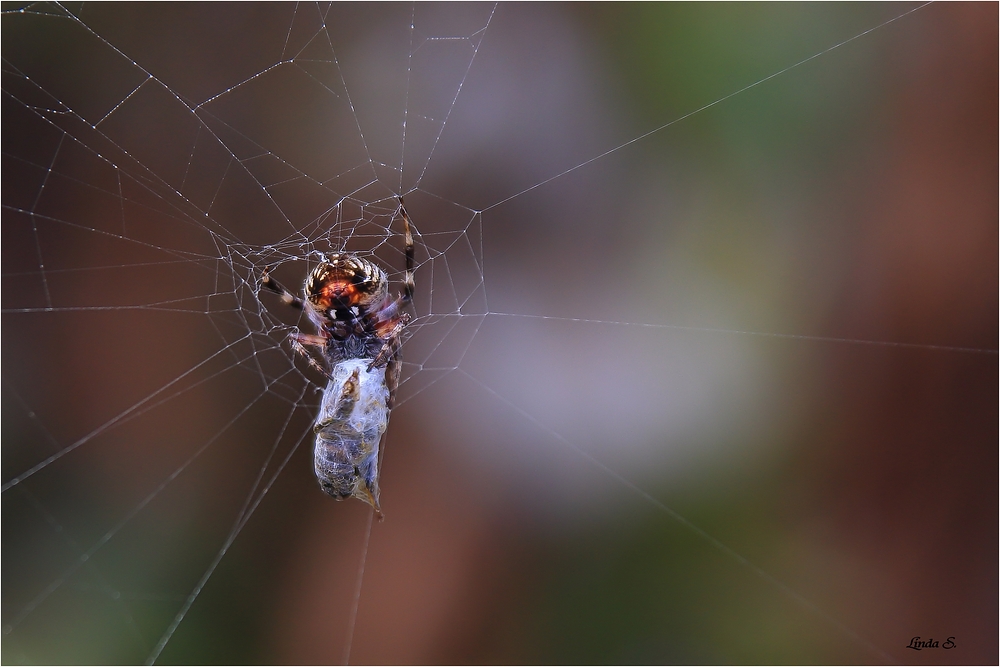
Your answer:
(906, 636), (955, 650)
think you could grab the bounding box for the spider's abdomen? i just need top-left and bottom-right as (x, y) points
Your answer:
(313, 359), (389, 515)
(306, 255), (388, 313)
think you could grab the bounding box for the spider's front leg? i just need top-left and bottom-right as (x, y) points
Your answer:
(291, 333), (334, 382)
(397, 198), (415, 306)
(366, 314), (410, 372)
(363, 200), (415, 374)
(292, 332), (327, 349)
(260, 266), (305, 310)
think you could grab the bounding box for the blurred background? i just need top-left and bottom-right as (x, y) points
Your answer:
(3, 2), (996, 664)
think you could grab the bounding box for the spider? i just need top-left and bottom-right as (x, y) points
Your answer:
(260, 199), (414, 520)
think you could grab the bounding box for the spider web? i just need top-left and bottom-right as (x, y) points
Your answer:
(3, 2), (997, 664)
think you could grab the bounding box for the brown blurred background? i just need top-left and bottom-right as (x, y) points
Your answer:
(3, 3), (996, 664)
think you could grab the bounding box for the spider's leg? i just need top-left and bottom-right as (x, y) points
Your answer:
(260, 266), (305, 310)
(384, 353), (401, 410)
(397, 198), (415, 306)
(360, 199), (415, 375)
(366, 315), (409, 372)
(291, 332), (327, 349)
(291, 337), (334, 382)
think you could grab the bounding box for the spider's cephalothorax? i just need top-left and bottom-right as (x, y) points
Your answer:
(260, 200), (415, 520)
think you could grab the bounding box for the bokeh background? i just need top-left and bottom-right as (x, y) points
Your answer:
(3, 2), (996, 664)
